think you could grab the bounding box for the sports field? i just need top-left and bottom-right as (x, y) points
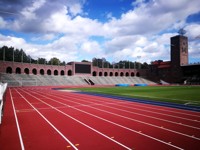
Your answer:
(0, 86), (200, 150)
(73, 86), (200, 106)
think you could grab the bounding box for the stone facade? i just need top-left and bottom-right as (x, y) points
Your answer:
(0, 61), (147, 77)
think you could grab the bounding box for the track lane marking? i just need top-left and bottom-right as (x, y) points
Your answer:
(9, 88), (25, 150)
(50, 91), (200, 122)
(36, 90), (200, 139)
(22, 89), (184, 150)
(14, 89), (78, 150)
(60, 91), (200, 117)
(51, 92), (200, 130)
(18, 89), (133, 150)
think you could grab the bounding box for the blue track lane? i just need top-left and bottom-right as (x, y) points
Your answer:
(76, 92), (200, 112)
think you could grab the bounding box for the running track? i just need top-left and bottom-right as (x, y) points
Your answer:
(0, 86), (200, 150)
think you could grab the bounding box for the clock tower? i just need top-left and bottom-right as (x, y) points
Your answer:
(170, 35), (188, 67)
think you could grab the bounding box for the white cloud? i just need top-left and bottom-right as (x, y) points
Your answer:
(68, 3), (83, 16)
(185, 24), (200, 39)
(0, 17), (7, 28)
(81, 41), (101, 53)
(31, 33), (57, 41)
(20, 0), (46, 20)
(0, 0), (200, 63)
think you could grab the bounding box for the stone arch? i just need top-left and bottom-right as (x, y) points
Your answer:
(60, 70), (65, 76)
(24, 68), (29, 74)
(47, 69), (51, 75)
(54, 70), (58, 76)
(131, 72), (135, 77)
(40, 69), (44, 75)
(136, 72), (140, 77)
(16, 67), (21, 74)
(99, 72), (102, 76)
(120, 72), (124, 77)
(6, 67), (12, 74)
(92, 71), (97, 76)
(125, 72), (129, 77)
(115, 72), (118, 76)
(32, 68), (37, 75)
(68, 70), (72, 76)
(109, 72), (113, 76)
(104, 72), (108, 77)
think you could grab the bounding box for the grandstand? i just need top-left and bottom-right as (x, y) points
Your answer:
(0, 58), (156, 87)
(0, 73), (155, 87)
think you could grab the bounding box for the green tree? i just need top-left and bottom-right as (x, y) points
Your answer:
(48, 57), (60, 65)
(38, 58), (47, 64)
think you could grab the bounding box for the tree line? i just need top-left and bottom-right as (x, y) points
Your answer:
(91, 58), (149, 69)
(0, 46), (66, 65)
(0, 46), (149, 69)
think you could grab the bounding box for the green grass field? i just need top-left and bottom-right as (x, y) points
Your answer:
(73, 86), (200, 106)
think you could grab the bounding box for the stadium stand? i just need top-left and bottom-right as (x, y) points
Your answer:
(0, 82), (7, 124)
(0, 73), (156, 87)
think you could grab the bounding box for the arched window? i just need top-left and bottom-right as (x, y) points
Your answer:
(54, 70), (58, 76)
(68, 70), (72, 76)
(104, 72), (108, 77)
(125, 72), (129, 77)
(136, 72), (140, 77)
(99, 72), (102, 76)
(32, 68), (37, 75)
(109, 72), (113, 76)
(120, 72), (124, 77)
(16, 67), (21, 74)
(6, 67), (12, 74)
(92, 71), (97, 76)
(131, 72), (135, 77)
(61, 70), (65, 76)
(24, 68), (29, 74)
(40, 69), (44, 75)
(47, 69), (51, 75)
(115, 72), (118, 76)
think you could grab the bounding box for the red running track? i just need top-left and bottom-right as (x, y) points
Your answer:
(0, 86), (200, 150)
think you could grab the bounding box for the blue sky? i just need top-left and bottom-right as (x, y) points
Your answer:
(0, 0), (200, 63)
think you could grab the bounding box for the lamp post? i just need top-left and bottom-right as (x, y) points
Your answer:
(3, 47), (5, 61)
(102, 57), (106, 68)
(13, 49), (14, 62)
(137, 56), (141, 69)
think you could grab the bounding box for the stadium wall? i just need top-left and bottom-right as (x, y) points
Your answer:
(0, 61), (148, 77)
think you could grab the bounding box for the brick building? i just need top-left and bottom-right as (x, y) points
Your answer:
(149, 34), (200, 83)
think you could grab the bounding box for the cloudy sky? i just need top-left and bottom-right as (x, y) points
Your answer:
(0, 0), (200, 63)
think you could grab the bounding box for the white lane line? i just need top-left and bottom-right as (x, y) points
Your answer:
(35, 90), (200, 132)
(61, 92), (200, 117)
(72, 96), (200, 122)
(14, 89), (78, 150)
(111, 102), (200, 122)
(25, 89), (184, 150)
(49, 91), (200, 120)
(53, 93), (200, 130)
(62, 91), (200, 117)
(9, 88), (25, 150)
(18, 89), (132, 150)
(103, 102), (200, 130)
(87, 104), (200, 140)
(115, 101), (200, 117)
(35, 90), (200, 140)
(124, 93), (200, 103)
(37, 91), (200, 140)
(60, 97), (200, 130)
